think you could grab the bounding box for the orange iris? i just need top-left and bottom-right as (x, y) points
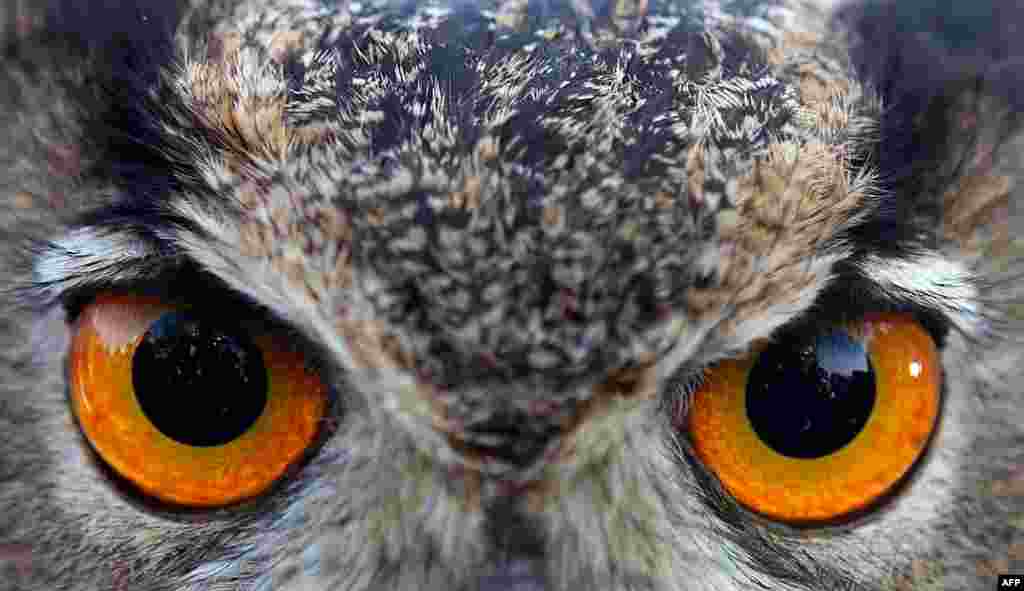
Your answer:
(70, 293), (327, 507)
(688, 313), (940, 524)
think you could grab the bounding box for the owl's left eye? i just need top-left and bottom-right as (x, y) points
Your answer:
(69, 293), (327, 508)
(687, 313), (940, 524)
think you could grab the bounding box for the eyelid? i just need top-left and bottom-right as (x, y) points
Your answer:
(49, 266), (321, 366)
(64, 283), (311, 347)
(35, 225), (338, 390)
(674, 308), (946, 420)
(782, 276), (953, 349)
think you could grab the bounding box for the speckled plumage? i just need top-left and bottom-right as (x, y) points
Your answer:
(159, 0), (883, 482)
(1, 1), (1023, 590)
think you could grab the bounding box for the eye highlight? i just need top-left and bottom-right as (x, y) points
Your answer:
(69, 293), (327, 508)
(687, 313), (940, 524)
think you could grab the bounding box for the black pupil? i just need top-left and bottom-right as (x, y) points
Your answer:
(746, 329), (876, 459)
(132, 311), (268, 447)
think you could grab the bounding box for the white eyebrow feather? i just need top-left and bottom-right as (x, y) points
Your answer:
(32, 226), (163, 293)
(857, 251), (981, 329)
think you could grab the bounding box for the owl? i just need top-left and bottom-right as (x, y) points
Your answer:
(1, 0), (1022, 589)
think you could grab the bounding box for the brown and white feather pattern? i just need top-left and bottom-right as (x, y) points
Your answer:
(162, 0), (878, 484)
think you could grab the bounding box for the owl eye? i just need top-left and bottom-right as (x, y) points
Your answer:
(69, 293), (327, 508)
(687, 313), (940, 524)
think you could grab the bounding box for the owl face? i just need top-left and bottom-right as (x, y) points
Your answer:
(1, 1), (1022, 590)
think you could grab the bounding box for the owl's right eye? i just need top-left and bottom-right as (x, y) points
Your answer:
(69, 293), (328, 508)
(687, 313), (941, 525)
